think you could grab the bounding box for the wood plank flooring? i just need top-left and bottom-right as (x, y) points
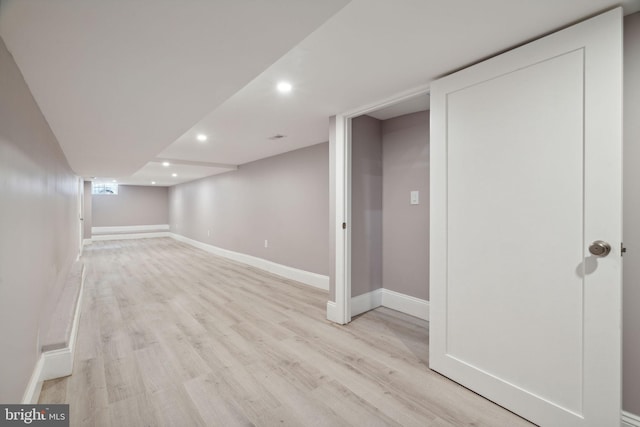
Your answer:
(39, 238), (534, 426)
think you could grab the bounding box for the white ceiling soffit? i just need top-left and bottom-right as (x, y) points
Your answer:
(124, 160), (235, 187)
(0, 0), (350, 177)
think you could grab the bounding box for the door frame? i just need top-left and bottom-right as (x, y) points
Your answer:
(329, 84), (430, 325)
(78, 177), (84, 259)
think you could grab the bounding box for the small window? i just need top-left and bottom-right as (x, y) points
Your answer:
(92, 182), (119, 195)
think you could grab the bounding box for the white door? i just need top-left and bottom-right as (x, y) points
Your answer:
(430, 8), (622, 427)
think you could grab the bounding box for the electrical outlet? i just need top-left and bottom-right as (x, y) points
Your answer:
(264, 240), (268, 248)
(207, 229), (210, 237)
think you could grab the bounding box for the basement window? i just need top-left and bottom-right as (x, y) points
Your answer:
(92, 182), (119, 195)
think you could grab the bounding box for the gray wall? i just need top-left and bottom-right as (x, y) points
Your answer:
(0, 36), (80, 402)
(169, 143), (329, 276)
(623, 11), (640, 417)
(382, 111), (429, 300)
(92, 185), (169, 227)
(350, 116), (383, 297)
(349, 112), (430, 300)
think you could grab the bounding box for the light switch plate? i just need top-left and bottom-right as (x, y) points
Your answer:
(410, 191), (419, 205)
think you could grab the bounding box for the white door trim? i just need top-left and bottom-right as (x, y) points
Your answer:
(332, 112), (349, 324)
(78, 177), (84, 259)
(329, 84), (430, 325)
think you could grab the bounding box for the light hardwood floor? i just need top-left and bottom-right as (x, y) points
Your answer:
(39, 238), (534, 426)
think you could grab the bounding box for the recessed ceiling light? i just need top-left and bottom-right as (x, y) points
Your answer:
(162, 161), (170, 167)
(196, 134), (208, 142)
(112, 179), (117, 183)
(277, 81), (292, 93)
(151, 181), (156, 185)
(172, 173), (178, 177)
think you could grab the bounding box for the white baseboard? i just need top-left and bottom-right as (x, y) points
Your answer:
(347, 288), (429, 321)
(326, 301), (341, 323)
(23, 264), (86, 404)
(41, 347), (74, 382)
(169, 233), (330, 291)
(42, 264), (85, 381)
(351, 289), (383, 317)
(21, 354), (44, 404)
(623, 411), (640, 427)
(381, 289), (429, 321)
(91, 231), (169, 241)
(92, 224), (169, 234)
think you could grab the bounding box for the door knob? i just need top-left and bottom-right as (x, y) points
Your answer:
(589, 240), (611, 257)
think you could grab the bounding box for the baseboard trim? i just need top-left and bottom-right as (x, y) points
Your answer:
(169, 233), (330, 291)
(21, 354), (44, 404)
(348, 288), (429, 321)
(623, 411), (640, 427)
(83, 238), (93, 245)
(92, 224), (169, 234)
(23, 264), (87, 403)
(42, 264), (85, 381)
(41, 347), (74, 382)
(381, 289), (429, 321)
(326, 301), (341, 323)
(351, 289), (383, 317)
(92, 231), (170, 241)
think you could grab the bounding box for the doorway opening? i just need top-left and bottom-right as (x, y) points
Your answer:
(330, 89), (430, 324)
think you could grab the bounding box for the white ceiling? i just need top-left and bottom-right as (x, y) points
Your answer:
(1, 0), (639, 186)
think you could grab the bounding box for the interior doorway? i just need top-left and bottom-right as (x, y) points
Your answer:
(329, 8), (623, 426)
(78, 177), (84, 257)
(329, 88), (430, 325)
(349, 94), (430, 320)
